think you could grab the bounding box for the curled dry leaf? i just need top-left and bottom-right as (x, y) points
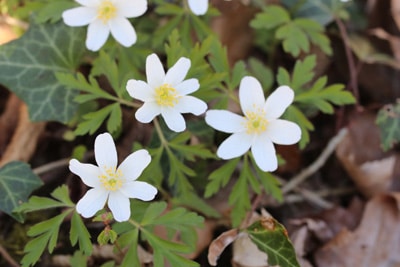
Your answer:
(208, 228), (239, 266)
(314, 193), (400, 267)
(336, 112), (400, 197)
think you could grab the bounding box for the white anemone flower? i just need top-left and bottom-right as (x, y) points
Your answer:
(62, 0), (147, 51)
(126, 53), (207, 132)
(205, 76), (301, 172)
(187, 0), (208, 15)
(70, 132), (157, 222)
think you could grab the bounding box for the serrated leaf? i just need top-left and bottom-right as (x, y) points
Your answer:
(376, 101), (400, 151)
(141, 201), (168, 225)
(229, 171), (251, 227)
(0, 161), (43, 222)
(250, 5), (290, 29)
(246, 217), (300, 267)
(248, 58), (273, 91)
(75, 103), (120, 135)
(0, 18), (85, 122)
(22, 211), (71, 267)
(70, 212), (92, 255)
(119, 228), (140, 267)
(284, 106), (314, 149)
(204, 158), (240, 198)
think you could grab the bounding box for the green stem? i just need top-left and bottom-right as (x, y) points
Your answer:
(153, 117), (169, 148)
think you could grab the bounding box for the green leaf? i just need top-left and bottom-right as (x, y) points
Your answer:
(70, 251), (88, 267)
(119, 228), (140, 267)
(35, 0), (76, 23)
(250, 5), (290, 30)
(284, 106), (314, 149)
(229, 169), (251, 227)
(75, 103), (121, 135)
(204, 158), (240, 198)
(0, 18), (85, 122)
(22, 211), (72, 267)
(15, 185), (74, 215)
(0, 161), (43, 222)
(248, 58), (273, 91)
(376, 101), (400, 151)
(246, 217), (300, 267)
(91, 51), (122, 96)
(70, 212), (93, 255)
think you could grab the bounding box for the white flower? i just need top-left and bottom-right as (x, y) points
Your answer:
(62, 0), (147, 51)
(205, 76), (301, 172)
(126, 53), (207, 132)
(188, 0), (208, 15)
(70, 132), (157, 222)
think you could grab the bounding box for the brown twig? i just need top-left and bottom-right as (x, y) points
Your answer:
(0, 243), (19, 267)
(282, 128), (348, 194)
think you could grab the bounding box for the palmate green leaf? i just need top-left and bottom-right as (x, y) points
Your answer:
(91, 51), (122, 97)
(250, 5), (290, 29)
(0, 161), (43, 222)
(284, 105), (314, 149)
(15, 185), (74, 215)
(376, 101), (400, 151)
(248, 58), (273, 92)
(204, 158), (240, 198)
(70, 212), (92, 255)
(173, 191), (220, 218)
(247, 217), (300, 267)
(22, 211), (72, 267)
(0, 18), (85, 122)
(74, 103), (122, 135)
(118, 228), (140, 267)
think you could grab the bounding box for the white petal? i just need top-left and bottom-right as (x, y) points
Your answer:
(239, 76), (265, 115)
(175, 96), (207, 115)
(108, 192), (130, 222)
(76, 188), (108, 218)
(264, 85), (294, 120)
(109, 17), (136, 47)
(266, 119), (301, 145)
(86, 20), (110, 51)
(188, 0), (208, 15)
(174, 78), (199, 95)
(251, 138), (277, 171)
(69, 159), (101, 188)
(205, 110), (246, 133)
(118, 149), (151, 181)
(95, 132), (118, 170)
(116, 0), (147, 18)
(135, 102), (160, 123)
(126, 79), (154, 101)
(120, 181), (157, 200)
(146, 53), (165, 88)
(161, 108), (186, 132)
(165, 57), (191, 86)
(62, 7), (97, 26)
(217, 132), (252, 159)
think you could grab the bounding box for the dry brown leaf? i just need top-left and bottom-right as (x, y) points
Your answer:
(208, 228), (239, 266)
(391, 0), (400, 31)
(369, 28), (400, 61)
(336, 112), (400, 197)
(0, 103), (46, 167)
(314, 193), (400, 267)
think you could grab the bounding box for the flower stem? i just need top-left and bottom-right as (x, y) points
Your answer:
(153, 117), (169, 148)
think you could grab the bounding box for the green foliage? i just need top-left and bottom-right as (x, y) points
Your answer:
(376, 101), (400, 151)
(277, 55), (355, 148)
(0, 161), (43, 222)
(246, 217), (300, 267)
(0, 18), (85, 122)
(116, 201), (204, 267)
(17, 186), (92, 267)
(251, 5), (332, 57)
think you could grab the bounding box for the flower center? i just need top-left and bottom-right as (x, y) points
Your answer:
(245, 110), (268, 134)
(97, 0), (117, 23)
(99, 166), (124, 191)
(155, 84), (180, 107)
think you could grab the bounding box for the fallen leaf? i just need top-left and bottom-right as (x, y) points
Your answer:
(336, 112), (400, 197)
(391, 0), (400, 31)
(314, 193), (400, 267)
(208, 228), (239, 266)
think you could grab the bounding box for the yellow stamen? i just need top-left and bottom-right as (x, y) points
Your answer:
(155, 84), (180, 107)
(244, 109), (268, 134)
(97, 0), (117, 23)
(99, 166), (124, 191)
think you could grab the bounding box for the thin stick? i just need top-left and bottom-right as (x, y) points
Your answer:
(0, 243), (19, 267)
(282, 128), (348, 194)
(33, 158), (70, 176)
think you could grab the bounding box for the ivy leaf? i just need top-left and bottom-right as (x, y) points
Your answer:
(376, 101), (400, 151)
(246, 217), (300, 267)
(0, 18), (85, 122)
(0, 161), (43, 222)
